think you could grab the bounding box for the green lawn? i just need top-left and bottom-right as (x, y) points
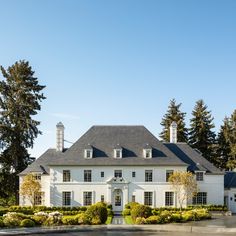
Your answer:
(124, 215), (133, 224)
(105, 216), (113, 224)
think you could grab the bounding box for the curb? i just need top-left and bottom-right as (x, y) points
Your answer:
(1, 224), (236, 235)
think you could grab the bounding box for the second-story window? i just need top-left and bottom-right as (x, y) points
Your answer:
(33, 173), (41, 181)
(84, 170), (92, 182)
(145, 170), (153, 182)
(63, 170), (71, 182)
(101, 171), (104, 178)
(132, 171), (136, 178)
(166, 170), (174, 182)
(114, 170), (122, 178)
(196, 172), (204, 181)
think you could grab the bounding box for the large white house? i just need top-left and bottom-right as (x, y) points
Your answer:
(19, 122), (224, 212)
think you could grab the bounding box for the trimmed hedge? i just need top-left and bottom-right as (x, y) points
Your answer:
(130, 204), (152, 221)
(20, 219), (35, 227)
(86, 202), (108, 224)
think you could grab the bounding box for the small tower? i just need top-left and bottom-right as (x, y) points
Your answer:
(56, 122), (64, 151)
(170, 121), (177, 143)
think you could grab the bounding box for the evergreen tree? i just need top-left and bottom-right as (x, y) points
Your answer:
(216, 117), (231, 169)
(0, 60), (45, 202)
(189, 100), (216, 163)
(160, 99), (188, 142)
(225, 110), (236, 170)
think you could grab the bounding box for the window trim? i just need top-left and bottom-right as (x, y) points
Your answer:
(83, 191), (93, 206)
(166, 170), (174, 182)
(195, 171), (205, 181)
(114, 148), (122, 158)
(63, 170), (71, 182)
(144, 191), (153, 206)
(84, 149), (93, 159)
(132, 171), (136, 178)
(143, 149), (152, 158)
(192, 192), (207, 205)
(165, 191), (174, 206)
(114, 170), (122, 178)
(84, 170), (92, 182)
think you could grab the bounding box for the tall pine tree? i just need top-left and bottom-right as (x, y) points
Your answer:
(160, 99), (188, 142)
(225, 110), (236, 170)
(216, 117), (231, 170)
(189, 100), (216, 163)
(0, 60), (46, 203)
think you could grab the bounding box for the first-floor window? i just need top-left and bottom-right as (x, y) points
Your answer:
(83, 192), (92, 206)
(34, 192), (44, 205)
(62, 192), (71, 206)
(192, 192), (207, 205)
(144, 192), (153, 206)
(132, 195), (136, 202)
(165, 192), (174, 206)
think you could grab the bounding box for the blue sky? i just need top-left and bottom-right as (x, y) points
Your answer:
(0, 0), (235, 157)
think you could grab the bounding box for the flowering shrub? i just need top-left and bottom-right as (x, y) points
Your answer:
(3, 212), (29, 227)
(43, 211), (62, 226)
(75, 212), (91, 225)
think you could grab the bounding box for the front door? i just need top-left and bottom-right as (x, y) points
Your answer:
(113, 189), (123, 212)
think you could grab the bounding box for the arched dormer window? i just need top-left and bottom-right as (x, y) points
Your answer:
(143, 143), (152, 158)
(84, 144), (93, 159)
(114, 144), (122, 158)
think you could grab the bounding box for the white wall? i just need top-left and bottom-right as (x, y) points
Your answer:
(225, 188), (236, 213)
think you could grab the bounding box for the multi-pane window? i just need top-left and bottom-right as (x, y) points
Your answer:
(84, 170), (92, 182)
(83, 192), (92, 206)
(114, 149), (122, 158)
(234, 194), (236, 202)
(84, 149), (93, 158)
(145, 170), (153, 182)
(34, 192), (44, 205)
(132, 195), (136, 202)
(63, 170), (71, 182)
(114, 170), (122, 178)
(33, 174), (41, 181)
(196, 172), (204, 181)
(192, 192), (207, 205)
(62, 192), (71, 206)
(132, 171), (136, 178)
(165, 192), (174, 206)
(166, 170), (174, 182)
(144, 192), (153, 206)
(144, 149), (152, 158)
(101, 171), (104, 178)
(101, 195), (105, 202)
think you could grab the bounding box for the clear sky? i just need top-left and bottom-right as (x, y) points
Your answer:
(0, 0), (235, 158)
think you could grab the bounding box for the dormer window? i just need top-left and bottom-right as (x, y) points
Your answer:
(84, 149), (93, 158)
(114, 149), (122, 158)
(143, 149), (152, 158)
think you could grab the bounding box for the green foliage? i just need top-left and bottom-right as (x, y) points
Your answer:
(20, 219), (35, 227)
(8, 206), (34, 215)
(43, 212), (62, 226)
(160, 99), (188, 142)
(122, 208), (131, 216)
(135, 217), (146, 224)
(62, 216), (78, 225)
(189, 100), (216, 163)
(107, 208), (114, 217)
(31, 215), (48, 225)
(105, 216), (113, 225)
(130, 204), (152, 221)
(86, 202), (108, 224)
(0, 218), (4, 227)
(125, 202), (140, 210)
(3, 212), (30, 227)
(75, 212), (91, 225)
(145, 215), (160, 224)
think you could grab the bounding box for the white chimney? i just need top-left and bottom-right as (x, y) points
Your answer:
(56, 122), (64, 151)
(170, 121), (177, 143)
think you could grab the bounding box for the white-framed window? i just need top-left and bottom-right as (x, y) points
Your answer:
(196, 172), (204, 181)
(63, 170), (71, 182)
(114, 149), (122, 158)
(83, 192), (92, 206)
(34, 192), (44, 205)
(62, 191), (71, 206)
(132, 195), (136, 202)
(166, 170), (174, 182)
(165, 192), (174, 206)
(145, 170), (153, 182)
(144, 192), (153, 206)
(192, 192), (207, 205)
(84, 149), (93, 158)
(132, 171), (136, 178)
(101, 171), (104, 178)
(114, 170), (122, 178)
(101, 195), (105, 202)
(84, 170), (92, 182)
(143, 149), (152, 158)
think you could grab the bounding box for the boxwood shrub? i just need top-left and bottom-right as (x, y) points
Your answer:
(20, 219), (35, 227)
(130, 204), (152, 221)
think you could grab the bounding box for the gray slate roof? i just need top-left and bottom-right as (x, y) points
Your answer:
(164, 143), (223, 174)
(224, 172), (236, 189)
(20, 125), (223, 175)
